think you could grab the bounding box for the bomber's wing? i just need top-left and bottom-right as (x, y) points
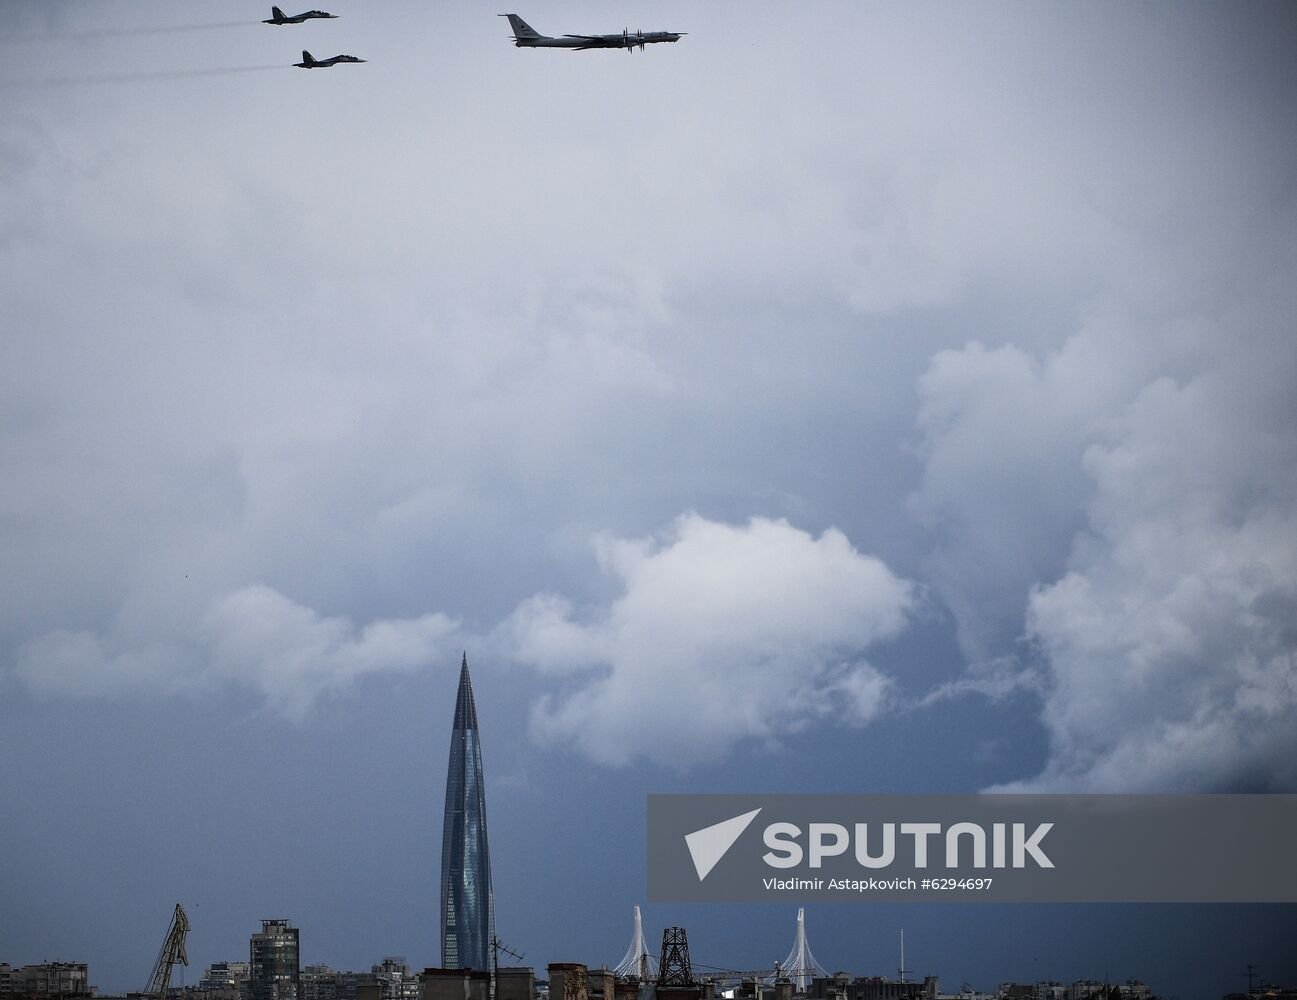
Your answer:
(565, 33), (613, 50)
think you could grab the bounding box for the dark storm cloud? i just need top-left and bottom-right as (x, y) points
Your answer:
(2, 4), (1296, 995)
(0, 4), (1294, 949)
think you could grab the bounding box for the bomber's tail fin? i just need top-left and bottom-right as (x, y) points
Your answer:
(271, 6), (286, 19)
(501, 14), (541, 40)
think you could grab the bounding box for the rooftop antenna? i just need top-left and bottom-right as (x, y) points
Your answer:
(897, 929), (910, 985)
(491, 936), (524, 1000)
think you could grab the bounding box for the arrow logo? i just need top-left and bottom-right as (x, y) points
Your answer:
(684, 808), (762, 881)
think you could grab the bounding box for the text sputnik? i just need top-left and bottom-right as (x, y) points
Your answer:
(761, 821), (1055, 869)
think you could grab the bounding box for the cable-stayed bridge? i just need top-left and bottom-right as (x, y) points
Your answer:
(613, 907), (827, 993)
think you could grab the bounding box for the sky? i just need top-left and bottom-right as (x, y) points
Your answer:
(1, 1), (1295, 998)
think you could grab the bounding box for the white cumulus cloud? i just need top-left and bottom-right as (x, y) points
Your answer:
(16, 585), (461, 720)
(914, 278), (1297, 792)
(500, 514), (916, 766)
(1001, 369), (1297, 791)
(200, 585), (461, 720)
(909, 339), (1116, 666)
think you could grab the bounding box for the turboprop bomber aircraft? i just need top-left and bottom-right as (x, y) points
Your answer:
(294, 49), (365, 68)
(264, 7), (337, 24)
(500, 14), (685, 51)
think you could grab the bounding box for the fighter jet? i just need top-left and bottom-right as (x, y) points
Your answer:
(294, 49), (365, 68)
(263, 7), (338, 24)
(499, 14), (684, 51)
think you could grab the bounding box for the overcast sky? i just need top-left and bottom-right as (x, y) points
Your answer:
(1, 2), (1295, 998)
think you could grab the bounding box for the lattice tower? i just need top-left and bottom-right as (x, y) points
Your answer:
(656, 927), (694, 988)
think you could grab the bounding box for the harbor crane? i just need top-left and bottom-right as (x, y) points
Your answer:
(144, 903), (190, 1000)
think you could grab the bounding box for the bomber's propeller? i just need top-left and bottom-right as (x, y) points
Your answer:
(637, 28), (644, 51)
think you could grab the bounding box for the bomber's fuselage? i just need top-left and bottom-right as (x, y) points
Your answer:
(516, 31), (683, 49)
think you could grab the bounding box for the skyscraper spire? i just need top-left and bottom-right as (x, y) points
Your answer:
(453, 651), (479, 730)
(441, 653), (494, 971)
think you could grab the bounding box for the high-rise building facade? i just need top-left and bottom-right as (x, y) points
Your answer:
(300, 966), (337, 1000)
(440, 654), (494, 971)
(250, 920), (300, 1000)
(201, 961), (251, 1000)
(0, 963), (90, 998)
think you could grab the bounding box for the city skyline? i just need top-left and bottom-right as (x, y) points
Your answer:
(1, 3), (1294, 1000)
(0, 948), (1199, 1000)
(1, 923), (1286, 1000)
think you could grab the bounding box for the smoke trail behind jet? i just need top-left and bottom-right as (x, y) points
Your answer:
(0, 64), (286, 89)
(0, 22), (254, 45)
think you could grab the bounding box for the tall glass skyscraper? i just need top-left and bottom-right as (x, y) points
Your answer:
(440, 653), (494, 971)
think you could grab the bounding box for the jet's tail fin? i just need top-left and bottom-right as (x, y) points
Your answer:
(502, 14), (541, 40)
(272, 6), (286, 18)
(300, 49), (315, 64)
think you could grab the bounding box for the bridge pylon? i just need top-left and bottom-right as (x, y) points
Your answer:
(614, 906), (658, 980)
(771, 908), (826, 992)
